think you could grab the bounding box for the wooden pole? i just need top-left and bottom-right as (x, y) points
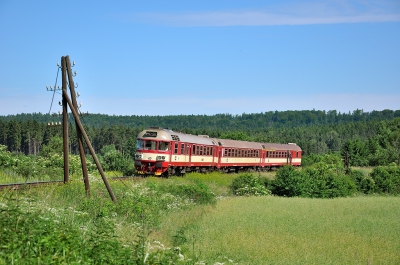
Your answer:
(65, 55), (90, 197)
(62, 89), (117, 202)
(61, 56), (69, 183)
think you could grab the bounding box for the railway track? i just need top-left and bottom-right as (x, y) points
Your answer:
(0, 176), (144, 191)
(0, 180), (65, 191)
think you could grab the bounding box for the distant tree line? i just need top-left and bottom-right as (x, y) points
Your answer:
(0, 109), (399, 167)
(2, 109), (400, 129)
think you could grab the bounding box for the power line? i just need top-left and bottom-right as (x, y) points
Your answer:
(48, 67), (60, 115)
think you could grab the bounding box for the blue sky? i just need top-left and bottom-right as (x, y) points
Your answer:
(0, 0), (399, 116)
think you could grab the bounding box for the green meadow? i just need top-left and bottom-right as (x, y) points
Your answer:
(1, 171), (399, 264)
(158, 196), (400, 264)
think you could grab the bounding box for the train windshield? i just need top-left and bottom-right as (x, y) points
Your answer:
(137, 140), (169, 151)
(136, 139), (144, 149)
(136, 139), (157, 150)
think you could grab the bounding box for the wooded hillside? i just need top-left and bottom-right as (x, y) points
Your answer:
(1, 109), (399, 167)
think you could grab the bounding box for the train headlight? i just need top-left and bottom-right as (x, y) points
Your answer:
(156, 156), (166, 161)
(135, 154), (143, 159)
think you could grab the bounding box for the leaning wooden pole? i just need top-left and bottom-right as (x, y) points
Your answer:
(64, 55), (90, 197)
(62, 89), (117, 202)
(61, 56), (69, 183)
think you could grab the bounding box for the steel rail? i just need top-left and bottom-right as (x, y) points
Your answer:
(0, 180), (64, 191)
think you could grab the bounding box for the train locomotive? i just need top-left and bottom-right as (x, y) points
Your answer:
(135, 127), (302, 176)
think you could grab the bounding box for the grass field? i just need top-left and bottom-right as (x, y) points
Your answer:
(156, 196), (400, 264)
(1, 171), (400, 264)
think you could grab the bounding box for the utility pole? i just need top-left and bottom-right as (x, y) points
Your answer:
(58, 55), (116, 202)
(62, 56), (69, 183)
(65, 56), (90, 197)
(344, 151), (350, 174)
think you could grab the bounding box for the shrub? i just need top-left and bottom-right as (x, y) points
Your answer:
(272, 166), (312, 197)
(370, 165), (400, 194)
(272, 165), (357, 198)
(230, 173), (271, 196)
(349, 169), (376, 194)
(0, 196), (133, 264)
(161, 179), (217, 205)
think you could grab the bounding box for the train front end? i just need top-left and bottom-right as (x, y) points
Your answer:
(135, 128), (171, 176)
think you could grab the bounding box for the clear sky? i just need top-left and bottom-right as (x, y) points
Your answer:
(0, 0), (399, 116)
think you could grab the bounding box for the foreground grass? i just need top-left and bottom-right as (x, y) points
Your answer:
(1, 171), (400, 264)
(157, 196), (400, 264)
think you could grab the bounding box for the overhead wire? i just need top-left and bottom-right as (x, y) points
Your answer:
(47, 67), (60, 115)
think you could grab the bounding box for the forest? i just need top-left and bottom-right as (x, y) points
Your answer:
(0, 109), (400, 169)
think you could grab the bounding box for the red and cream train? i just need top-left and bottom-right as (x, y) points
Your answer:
(135, 127), (302, 176)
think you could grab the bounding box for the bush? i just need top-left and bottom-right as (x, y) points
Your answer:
(272, 165), (357, 198)
(370, 165), (400, 194)
(272, 166), (312, 197)
(161, 179), (217, 205)
(0, 196), (133, 264)
(97, 145), (134, 174)
(349, 169), (376, 194)
(230, 173), (271, 196)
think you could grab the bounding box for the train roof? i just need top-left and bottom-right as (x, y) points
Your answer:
(214, 138), (263, 149)
(262, 142), (302, 151)
(137, 128), (217, 145)
(138, 128), (301, 151)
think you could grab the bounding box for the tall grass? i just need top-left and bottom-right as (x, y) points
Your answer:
(2, 170), (400, 264)
(157, 196), (400, 264)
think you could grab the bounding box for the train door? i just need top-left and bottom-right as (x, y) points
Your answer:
(188, 144), (192, 165)
(213, 146), (218, 164)
(287, 150), (292, 165)
(181, 143), (187, 163)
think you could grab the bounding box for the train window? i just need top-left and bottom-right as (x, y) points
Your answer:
(145, 140), (157, 150)
(192, 145), (196, 155)
(136, 139), (144, 150)
(174, 143), (179, 154)
(256, 150), (259, 157)
(181, 143), (185, 155)
(199, 146), (203, 156)
(159, 142), (169, 151)
(224, 149), (228, 156)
